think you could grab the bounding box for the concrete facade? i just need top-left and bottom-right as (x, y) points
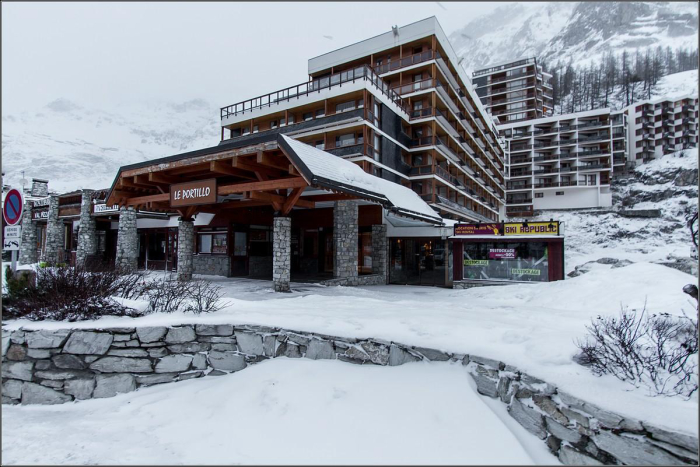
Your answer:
(115, 207), (138, 272)
(18, 199), (37, 265)
(333, 200), (359, 284)
(272, 217), (291, 292)
(75, 190), (97, 267)
(177, 220), (194, 281)
(43, 195), (64, 264)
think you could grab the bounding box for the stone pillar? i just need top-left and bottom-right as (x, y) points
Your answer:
(371, 224), (388, 282)
(177, 220), (194, 281)
(333, 200), (358, 284)
(272, 216), (291, 292)
(115, 206), (138, 272)
(18, 199), (37, 265)
(43, 195), (64, 264)
(76, 190), (97, 267)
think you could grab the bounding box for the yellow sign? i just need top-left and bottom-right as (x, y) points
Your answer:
(464, 259), (488, 266)
(504, 222), (559, 236)
(511, 268), (541, 276)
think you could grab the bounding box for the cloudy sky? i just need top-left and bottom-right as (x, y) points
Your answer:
(2, 2), (503, 114)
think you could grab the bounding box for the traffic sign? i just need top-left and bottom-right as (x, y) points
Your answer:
(3, 238), (20, 251)
(4, 225), (21, 238)
(3, 188), (23, 226)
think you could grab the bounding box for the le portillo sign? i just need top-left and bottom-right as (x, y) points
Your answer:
(170, 179), (217, 207)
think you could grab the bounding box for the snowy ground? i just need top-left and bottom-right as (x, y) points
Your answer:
(4, 262), (698, 438)
(1, 359), (558, 465)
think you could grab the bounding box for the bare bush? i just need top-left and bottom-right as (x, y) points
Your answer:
(145, 276), (195, 314)
(2, 265), (145, 321)
(184, 280), (229, 314)
(576, 305), (698, 398)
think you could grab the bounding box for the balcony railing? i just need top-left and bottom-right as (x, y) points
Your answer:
(220, 65), (407, 119)
(392, 77), (436, 96)
(506, 197), (533, 205)
(374, 50), (436, 75)
(473, 58), (535, 77)
(410, 107), (434, 120)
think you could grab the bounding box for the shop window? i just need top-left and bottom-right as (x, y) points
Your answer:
(462, 241), (549, 282)
(198, 232), (227, 254)
(250, 228), (272, 256)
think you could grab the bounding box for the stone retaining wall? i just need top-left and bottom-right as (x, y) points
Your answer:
(1, 325), (697, 465)
(319, 274), (386, 287)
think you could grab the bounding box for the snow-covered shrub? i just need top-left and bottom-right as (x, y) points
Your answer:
(2, 265), (146, 321)
(576, 306), (698, 398)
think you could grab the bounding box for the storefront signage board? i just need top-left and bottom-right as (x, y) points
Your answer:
(33, 197), (50, 208)
(94, 203), (119, 213)
(454, 223), (503, 236)
(32, 209), (49, 220)
(504, 222), (559, 236)
(170, 179), (217, 207)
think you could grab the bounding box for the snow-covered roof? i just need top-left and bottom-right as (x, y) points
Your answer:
(278, 134), (443, 224)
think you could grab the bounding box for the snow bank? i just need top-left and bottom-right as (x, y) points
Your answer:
(1, 359), (557, 465)
(3, 262), (697, 434)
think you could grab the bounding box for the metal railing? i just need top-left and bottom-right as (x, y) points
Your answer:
(374, 50), (436, 75)
(221, 65), (407, 119)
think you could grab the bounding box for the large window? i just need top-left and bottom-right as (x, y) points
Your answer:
(198, 232), (227, 254)
(462, 242), (549, 282)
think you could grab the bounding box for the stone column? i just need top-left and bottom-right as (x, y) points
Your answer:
(43, 195), (64, 264)
(177, 220), (194, 281)
(371, 224), (388, 282)
(272, 216), (291, 292)
(76, 190), (97, 267)
(333, 200), (358, 285)
(115, 206), (138, 272)
(18, 199), (37, 265)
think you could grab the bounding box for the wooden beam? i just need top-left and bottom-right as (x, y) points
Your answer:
(300, 193), (357, 202)
(231, 157), (283, 179)
(248, 191), (315, 210)
(218, 177), (307, 195)
(149, 172), (179, 184)
(217, 200), (270, 210)
(209, 161), (257, 180)
(256, 151), (293, 172)
(282, 187), (304, 215)
(125, 192), (170, 205)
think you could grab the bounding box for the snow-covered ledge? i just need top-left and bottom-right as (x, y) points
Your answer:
(2, 324), (697, 465)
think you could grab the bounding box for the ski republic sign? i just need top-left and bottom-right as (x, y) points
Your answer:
(3, 188), (24, 226)
(454, 221), (560, 237)
(170, 179), (217, 208)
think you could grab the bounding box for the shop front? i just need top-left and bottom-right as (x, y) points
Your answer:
(451, 221), (565, 287)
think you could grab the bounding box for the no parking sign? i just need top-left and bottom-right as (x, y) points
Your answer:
(3, 188), (24, 226)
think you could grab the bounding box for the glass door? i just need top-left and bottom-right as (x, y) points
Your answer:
(231, 230), (248, 276)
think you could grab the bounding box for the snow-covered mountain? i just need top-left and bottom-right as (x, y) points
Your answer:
(451, 2), (698, 72)
(2, 98), (220, 193)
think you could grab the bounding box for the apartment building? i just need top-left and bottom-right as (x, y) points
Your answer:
(472, 58), (554, 124)
(626, 95), (698, 165)
(499, 108), (626, 216)
(220, 16), (506, 224)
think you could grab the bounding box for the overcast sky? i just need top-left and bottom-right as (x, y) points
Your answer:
(2, 2), (504, 115)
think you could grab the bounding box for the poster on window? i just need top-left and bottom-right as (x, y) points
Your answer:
(488, 248), (516, 259)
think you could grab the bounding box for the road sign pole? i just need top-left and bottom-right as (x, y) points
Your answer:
(11, 250), (17, 273)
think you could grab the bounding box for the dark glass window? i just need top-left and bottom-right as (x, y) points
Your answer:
(462, 241), (549, 282)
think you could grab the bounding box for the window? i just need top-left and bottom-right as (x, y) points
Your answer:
(413, 46), (422, 55)
(316, 108), (325, 118)
(242, 127), (250, 136)
(413, 101), (423, 111)
(357, 98), (364, 108)
(303, 112), (313, 121)
(198, 232), (228, 254)
(336, 133), (355, 147)
(373, 166), (383, 178)
(336, 100), (355, 113)
(270, 120), (278, 129)
(315, 140), (325, 150)
(252, 125), (259, 133)
(555, 191), (564, 196)
(287, 114), (295, 124)
(535, 193), (543, 198)
(587, 174), (597, 185)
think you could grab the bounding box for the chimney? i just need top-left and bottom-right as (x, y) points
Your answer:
(31, 179), (49, 197)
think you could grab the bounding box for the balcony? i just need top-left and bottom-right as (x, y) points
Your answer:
(510, 170), (533, 177)
(507, 183), (533, 190)
(374, 50), (435, 75)
(577, 163), (610, 171)
(506, 197), (533, 205)
(577, 121), (607, 129)
(221, 65), (407, 119)
(473, 58), (536, 77)
(435, 195), (496, 221)
(506, 205), (535, 217)
(392, 77), (436, 96)
(488, 70), (535, 85)
(410, 107), (435, 120)
(578, 133), (610, 143)
(579, 149), (610, 157)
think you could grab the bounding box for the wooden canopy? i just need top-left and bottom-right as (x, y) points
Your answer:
(105, 140), (357, 220)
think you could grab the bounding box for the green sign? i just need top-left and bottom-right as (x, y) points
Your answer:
(511, 268), (541, 276)
(464, 259), (489, 266)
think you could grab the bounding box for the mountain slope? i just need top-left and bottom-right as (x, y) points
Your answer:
(451, 2), (698, 73)
(2, 98), (220, 192)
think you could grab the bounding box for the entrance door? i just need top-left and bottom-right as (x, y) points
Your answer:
(231, 230), (248, 276)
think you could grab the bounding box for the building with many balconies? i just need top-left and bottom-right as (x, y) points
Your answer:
(220, 16), (507, 224)
(472, 58), (553, 124)
(499, 108), (626, 216)
(626, 95), (698, 165)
